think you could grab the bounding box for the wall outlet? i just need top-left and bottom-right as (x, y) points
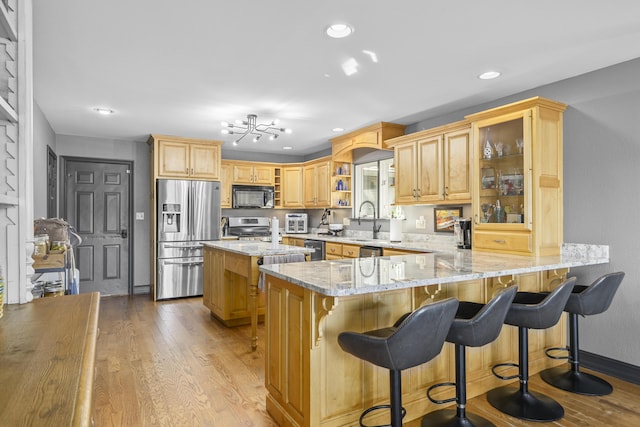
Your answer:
(343, 217), (350, 226)
(415, 218), (426, 229)
(136, 212), (145, 220)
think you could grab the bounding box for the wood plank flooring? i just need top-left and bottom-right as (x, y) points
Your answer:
(94, 295), (640, 426)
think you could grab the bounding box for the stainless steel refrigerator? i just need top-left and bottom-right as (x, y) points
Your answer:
(156, 179), (221, 299)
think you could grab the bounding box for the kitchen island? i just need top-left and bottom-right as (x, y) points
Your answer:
(202, 240), (313, 350)
(259, 244), (609, 427)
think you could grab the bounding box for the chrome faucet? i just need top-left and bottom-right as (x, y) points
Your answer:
(357, 200), (381, 239)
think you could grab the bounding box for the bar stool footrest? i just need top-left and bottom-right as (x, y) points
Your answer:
(359, 404), (406, 427)
(491, 362), (520, 380)
(426, 381), (456, 404)
(544, 346), (570, 360)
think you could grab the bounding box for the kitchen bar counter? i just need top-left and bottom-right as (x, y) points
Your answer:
(260, 243), (609, 296)
(260, 244), (609, 427)
(283, 232), (451, 253)
(0, 293), (100, 427)
(201, 241), (312, 350)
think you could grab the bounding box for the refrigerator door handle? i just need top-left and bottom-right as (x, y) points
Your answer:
(163, 260), (203, 266)
(163, 244), (201, 250)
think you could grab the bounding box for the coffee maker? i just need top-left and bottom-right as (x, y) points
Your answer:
(454, 218), (472, 249)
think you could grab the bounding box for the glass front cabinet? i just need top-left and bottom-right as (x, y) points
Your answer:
(467, 97), (567, 256)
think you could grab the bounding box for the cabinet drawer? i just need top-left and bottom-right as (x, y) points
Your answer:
(342, 244), (360, 258)
(325, 242), (343, 256)
(474, 231), (531, 254)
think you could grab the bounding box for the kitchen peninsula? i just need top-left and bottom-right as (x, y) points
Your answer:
(202, 240), (313, 350)
(259, 244), (609, 427)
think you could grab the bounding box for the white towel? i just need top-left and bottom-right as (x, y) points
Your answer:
(258, 253), (306, 291)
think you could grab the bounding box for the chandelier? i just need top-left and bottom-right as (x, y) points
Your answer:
(221, 114), (292, 146)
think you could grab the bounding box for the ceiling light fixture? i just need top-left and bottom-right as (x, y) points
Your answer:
(221, 114), (292, 146)
(478, 70), (501, 80)
(283, 146), (293, 150)
(332, 127), (344, 132)
(94, 107), (114, 115)
(326, 23), (353, 39)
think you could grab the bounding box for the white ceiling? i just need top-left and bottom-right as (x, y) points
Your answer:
(33, 1), (640, 156)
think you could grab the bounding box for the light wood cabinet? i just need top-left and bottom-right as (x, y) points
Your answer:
(149, 134), (222, 180)
(303, 158), (331, 208)
(388, 121), (471, 205)
(325, 242), (361, 259)
(232, 162), (274, 185)
(331, 160), (352, 208)
(203, 246), (266, 327)
(467, 97), (566, 256)
(282, 165), (304, 208)
(383, 248), (424, 256)
(220, 161), (233, 208)
(331, 122), (406, 159)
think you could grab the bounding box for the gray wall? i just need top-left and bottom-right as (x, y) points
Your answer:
(410, 58), (640, 367)
(33, 101), (56, 219)
(54, 134), (151, 292)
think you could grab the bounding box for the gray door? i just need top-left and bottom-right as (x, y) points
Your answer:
(47, 146), (58, 217)
(64, 158), (132, 295)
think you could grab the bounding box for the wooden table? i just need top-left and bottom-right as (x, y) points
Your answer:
(0, 292), (100, 426)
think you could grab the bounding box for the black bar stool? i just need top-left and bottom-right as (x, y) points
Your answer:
(422, 285), (518, 427)
(338, 298), (459, 427)
(487, 277), (575, 422)
(540, 271), (625, 396)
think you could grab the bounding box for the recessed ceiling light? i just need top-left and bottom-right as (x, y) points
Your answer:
(94, 107), (114, 115)
(478, 71), (501, 80)
(332, 127), (344, 132)
(283, 146), (293, 150)
(326, 23), (353, 39)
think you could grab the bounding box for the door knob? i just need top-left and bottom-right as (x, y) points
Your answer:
(121, 229), (128, 238)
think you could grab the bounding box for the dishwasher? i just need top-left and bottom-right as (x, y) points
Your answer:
(304, 239), (325, 261)
(359, 245), (383, 258)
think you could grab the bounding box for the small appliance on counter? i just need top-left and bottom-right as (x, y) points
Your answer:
(454, 218), (472, 249)
(285, 213), (308, 234)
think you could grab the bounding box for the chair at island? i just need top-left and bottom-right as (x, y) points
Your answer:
(540, 271), (625, 395)
(487, 277), (576, 422)
(338, 297), (459, 427)
(423, 285), (518, 427)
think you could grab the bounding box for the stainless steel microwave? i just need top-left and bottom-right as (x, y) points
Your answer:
(232, 185), (274, 209)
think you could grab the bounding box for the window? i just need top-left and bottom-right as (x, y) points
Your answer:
(354, 158), (395, 219)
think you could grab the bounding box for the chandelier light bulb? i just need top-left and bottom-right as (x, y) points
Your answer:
(221, 129), (230, 134)
(221, 121), (229, 127)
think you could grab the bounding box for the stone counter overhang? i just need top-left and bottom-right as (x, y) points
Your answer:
(202, 240), (314, 256)
(259, 243), (609, 297)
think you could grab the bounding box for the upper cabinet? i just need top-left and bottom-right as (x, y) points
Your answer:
(231, 162), (274, 185)
(466, 97), (566, 256)
(331, 122), (406, 159)
(387, 121), (471, 205)
(220, 161), (233, 208)
(303, 158), (331, 208)
(149, 134), (222, 180)
(282, 165), (304, 208)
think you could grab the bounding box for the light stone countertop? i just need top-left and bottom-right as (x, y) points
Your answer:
(202, 240), (314, 257)
(259, 244), (609, 297)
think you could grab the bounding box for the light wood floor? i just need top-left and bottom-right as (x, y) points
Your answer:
(94, 295), (640, 426)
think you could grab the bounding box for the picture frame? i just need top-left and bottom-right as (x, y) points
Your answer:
(434, 206), (463, 233)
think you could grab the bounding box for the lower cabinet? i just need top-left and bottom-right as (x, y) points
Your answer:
(202, 246), (266, 326)
(325, 242), (360, 259)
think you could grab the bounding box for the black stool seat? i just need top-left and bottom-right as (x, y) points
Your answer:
(339, 298), (459, 427)
(487, 277), (575, 422)
(422, 286), (517, 427)
(540, 272), (625, 396)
